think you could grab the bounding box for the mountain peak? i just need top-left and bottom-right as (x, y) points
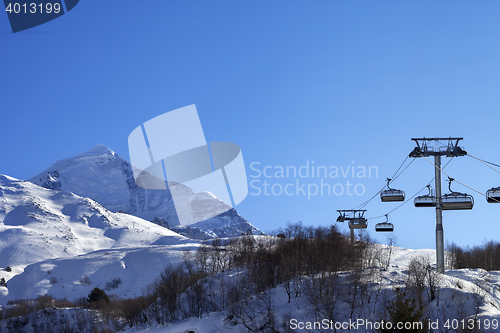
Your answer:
(91, 143), (111, 151)
(84, 144), (116, 156)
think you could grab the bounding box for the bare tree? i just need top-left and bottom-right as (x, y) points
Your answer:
(471, 277), (487, 330)
(451, 286), (481, 333)
(304, 272), (340, 326)
(372, 268), (386, 314)
(406, 256), (428, 307)
(345, 269), (365, 320)
(384, 234), (397, 270)
(195, 243), (210, 274)
(423, 257), (441, 304)
(255, 288), (278, 332)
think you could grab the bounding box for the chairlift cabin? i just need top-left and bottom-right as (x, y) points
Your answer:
(375, 215), (394, 232)
(486, 187), (500, 203)
(375, 223), (394, 232)
(441, 178), (473, 210)
(414, 185), (436, 208)
(348, 218), (368, 230)
(414, 196), (436, 207)
(441, 193), (474, 210)
(380, 178), (405, 202)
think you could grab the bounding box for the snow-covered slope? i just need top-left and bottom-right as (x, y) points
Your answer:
(122, 246), (500, 333)
(1, 244), (199, 302)
(2, 234), (500, 332)
(29, 145), (263, 239)
(0, 174), (189, 269)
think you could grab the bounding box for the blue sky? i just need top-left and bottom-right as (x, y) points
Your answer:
(1, 1), (500, 250)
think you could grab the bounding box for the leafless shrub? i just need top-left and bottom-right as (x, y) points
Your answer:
(79, 275), (91, 286)
(406, 255), (441, 306)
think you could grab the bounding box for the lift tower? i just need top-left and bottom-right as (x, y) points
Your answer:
(409, 138), (467, 274)
(337, 210), (368, 246)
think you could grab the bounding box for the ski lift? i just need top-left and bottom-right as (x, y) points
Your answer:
(336, 211), (346, 222)
(486, 187), (500, 203)
(380, 178), (405, 202)
(375, 215), (394, 232)
(338, 210), (367, 229)
(348, 218), (368, 230)
(414, 185), (436, 207)
(441, 178), (473, 210)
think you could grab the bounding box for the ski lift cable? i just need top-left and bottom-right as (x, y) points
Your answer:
(390, 157), (416, 183)
(366, 184), (429, 220)
(365, 157), (455, 220)
(351, 185), (385, 210)
(350, 155), (414, 210)
(466, 151), (500, 174)
(419, 153), (498, 202)
(389, 155), (410, 182)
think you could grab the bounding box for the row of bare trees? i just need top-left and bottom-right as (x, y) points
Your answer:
(118, 222), (384, 329)
(447, 241), (500, 271)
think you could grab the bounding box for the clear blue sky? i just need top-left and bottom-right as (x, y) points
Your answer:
(1, 1), (500, 250)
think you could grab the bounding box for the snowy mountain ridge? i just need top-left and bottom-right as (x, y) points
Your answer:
(29, 144), (263, 239)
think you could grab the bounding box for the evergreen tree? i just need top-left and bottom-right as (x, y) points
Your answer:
(87, 287), (110, 303)
(378, 288), (428, 333)
(0, 277), (6, 287)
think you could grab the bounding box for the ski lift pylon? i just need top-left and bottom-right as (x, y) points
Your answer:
(336, 211), (346, 222)
(337, 210), (368, 229)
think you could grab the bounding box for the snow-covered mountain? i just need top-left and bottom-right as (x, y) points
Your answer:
(0, 174), (189, 268)
(0, 174), (199, 302)
(29, 145), (263, 239)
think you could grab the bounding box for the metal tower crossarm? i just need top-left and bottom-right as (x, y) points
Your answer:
(336, 209), (367, 220)
(409, 137), (467, 158)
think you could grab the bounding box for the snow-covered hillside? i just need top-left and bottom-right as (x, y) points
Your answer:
(2, 244), (199, 302)
(2, 233), (500, 333)
(122, 246), (500, 333)
(0, 174), (205, 305)
(29, 145), (263, 239)
(0, 174), (188, 268)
